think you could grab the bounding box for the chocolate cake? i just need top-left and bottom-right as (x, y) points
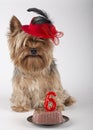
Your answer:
(32, 110), (64, 125)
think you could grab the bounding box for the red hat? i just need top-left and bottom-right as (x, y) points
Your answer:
(21, 19), (64, 45)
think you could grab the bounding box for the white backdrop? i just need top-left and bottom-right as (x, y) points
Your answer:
(0, 0), (93, 130)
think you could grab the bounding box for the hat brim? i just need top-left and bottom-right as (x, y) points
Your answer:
(21, 25), (50, 38)
(21, 24), (63, 45)
(21, 25), (31, 35)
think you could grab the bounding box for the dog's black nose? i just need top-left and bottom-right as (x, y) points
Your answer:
(31, 48), (37, 55)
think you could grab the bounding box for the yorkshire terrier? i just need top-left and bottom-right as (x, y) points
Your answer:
(8, 8), (75, 112)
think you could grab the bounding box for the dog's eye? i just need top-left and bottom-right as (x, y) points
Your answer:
(25, 44), (29, 48)
(41, 41), (45, 45)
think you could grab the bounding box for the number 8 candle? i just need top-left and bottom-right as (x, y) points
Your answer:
(44, 91), (56, 112)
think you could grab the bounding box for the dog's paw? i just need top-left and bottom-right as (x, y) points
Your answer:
(11, 106), (31, 112)
(64, 96), (76, 106)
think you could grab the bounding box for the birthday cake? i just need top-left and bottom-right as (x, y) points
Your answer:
(27, 92), (69, 125)
(32, 110), (64, 125)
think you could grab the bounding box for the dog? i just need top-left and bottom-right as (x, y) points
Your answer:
(8, 8), (75, 112)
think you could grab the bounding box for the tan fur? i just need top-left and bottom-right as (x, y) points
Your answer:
(8, 16), (75, 112)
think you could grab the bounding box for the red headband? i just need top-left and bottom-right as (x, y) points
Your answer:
(21, 22), (63, 45)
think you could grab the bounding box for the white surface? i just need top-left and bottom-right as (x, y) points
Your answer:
(0, 0), (93, 130)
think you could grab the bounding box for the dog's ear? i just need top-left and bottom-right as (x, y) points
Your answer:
(10, 16), (21, 33)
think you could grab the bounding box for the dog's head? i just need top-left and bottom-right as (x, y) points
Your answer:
(8, 16), (54, 73)
(8, 8), (63, 73)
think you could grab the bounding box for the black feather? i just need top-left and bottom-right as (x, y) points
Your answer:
(27, 8), (52, 24)
(27, 8), (48, 19)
